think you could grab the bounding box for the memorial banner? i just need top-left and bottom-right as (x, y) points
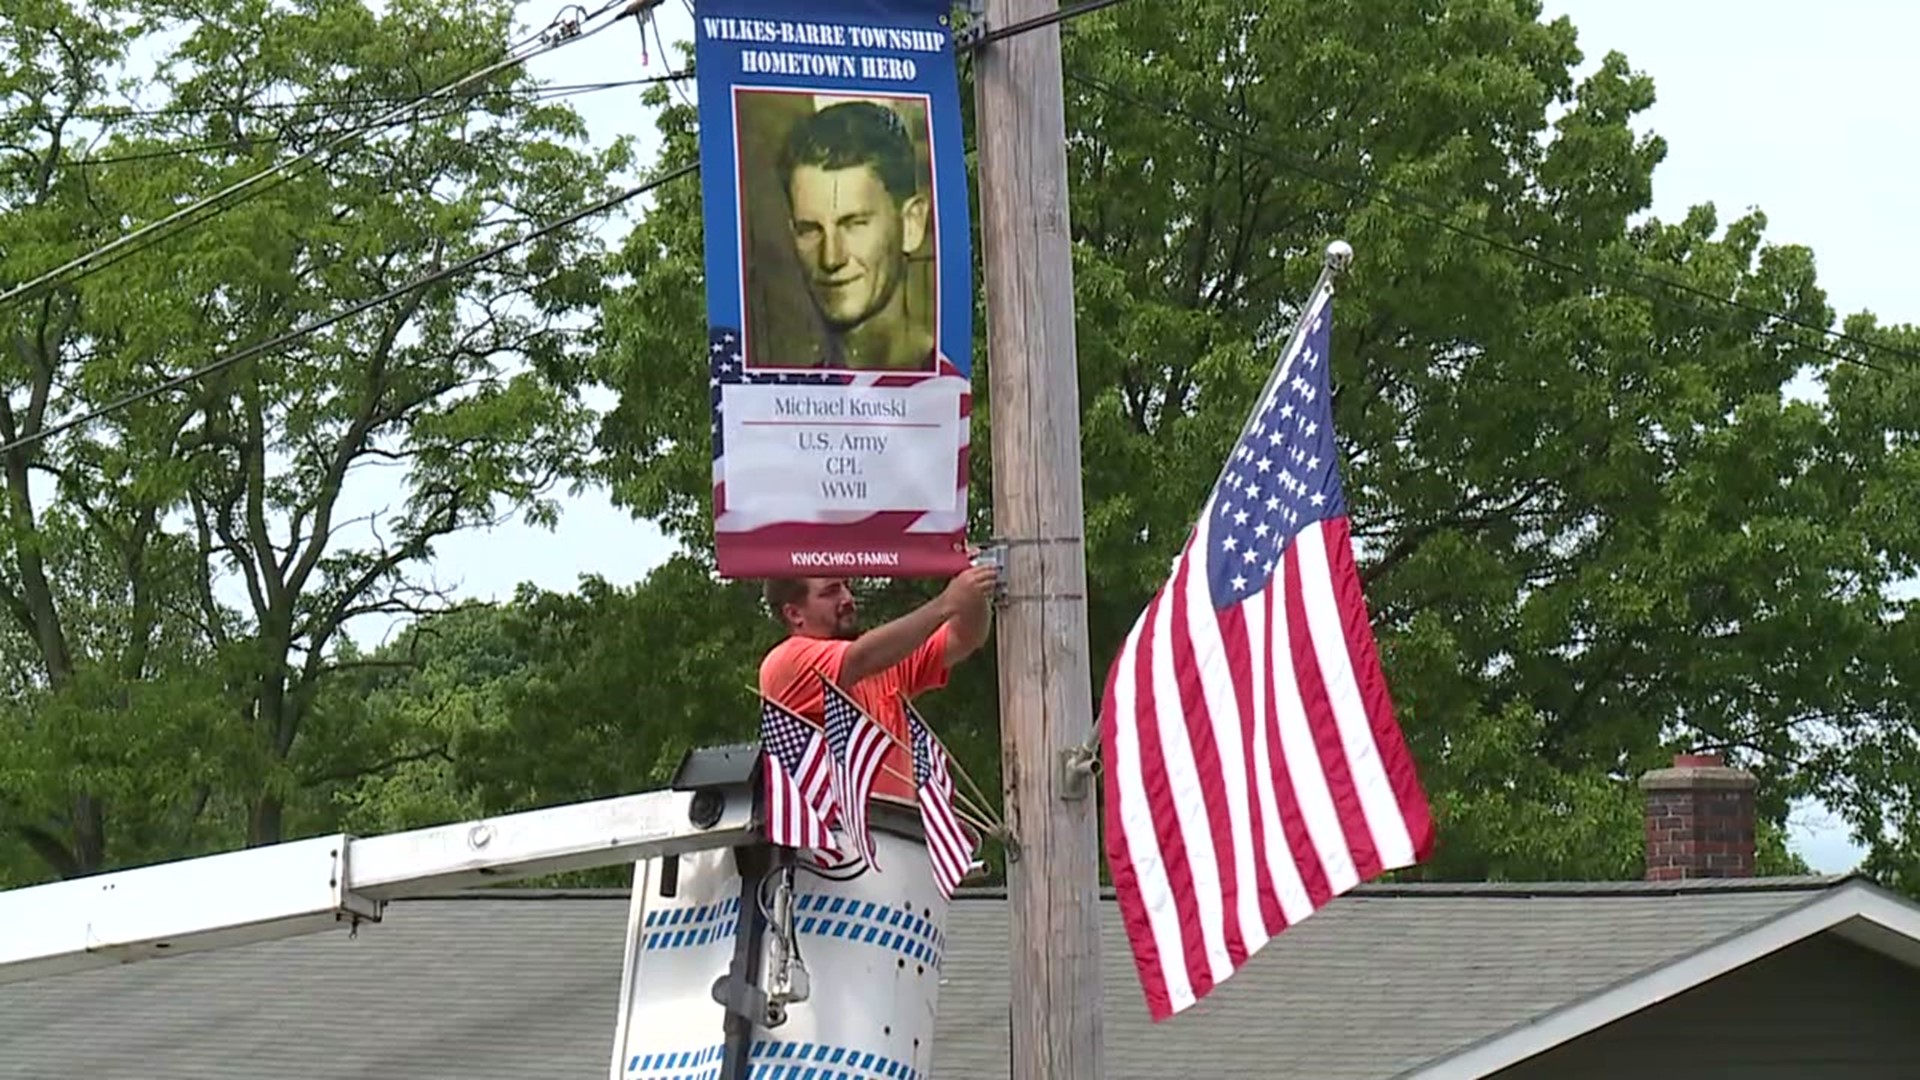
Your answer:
(694, 0), (973, 578)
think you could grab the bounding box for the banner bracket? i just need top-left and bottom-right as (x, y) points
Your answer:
(1059, 740), (1100, 801)
(954, 0), (990, 47)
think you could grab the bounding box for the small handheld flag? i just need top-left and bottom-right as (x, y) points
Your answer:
(757, 696), (838, 853)
(905, 700), (981, 899)
(820, 675), (892, 871)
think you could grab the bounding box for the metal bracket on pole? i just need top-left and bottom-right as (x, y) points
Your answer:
(972, 541), (1010, 604)
(952, 0), (989, 48)
(1059, 740), (1100, 801)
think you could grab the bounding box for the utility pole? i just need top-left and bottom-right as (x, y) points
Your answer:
(971, 0), (1105, 1077)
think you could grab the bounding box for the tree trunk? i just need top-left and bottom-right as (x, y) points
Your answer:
(248, 794), (284, 848)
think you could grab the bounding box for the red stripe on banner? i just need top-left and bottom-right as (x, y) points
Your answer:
(1101, 613), (1173, 1020)
(716, 520), (970, 578)
(1214, 602), (1286, 941)
(1264, 577), (1334, 910)
(1321, 517), (1437, 860)
(1283, 536), (1383, 882)
(1166, 560), (1249, 969)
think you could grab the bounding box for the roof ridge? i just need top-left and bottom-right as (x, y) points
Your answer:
(380, 874), (1856, 905)
(946, 874), (1855, 902)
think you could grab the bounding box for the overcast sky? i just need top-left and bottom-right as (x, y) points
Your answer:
(324, 1), (1917, 873)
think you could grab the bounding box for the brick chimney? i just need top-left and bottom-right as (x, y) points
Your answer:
(1639, 752), (1757, 881)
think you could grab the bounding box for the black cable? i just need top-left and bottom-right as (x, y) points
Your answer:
(964, 0), (1132, 49)
(0, 161), (698, 458)
(0, 0), (1132, 455)
(21, 78), (668, 124)
(0, 74), (691, 174)
(0, 0), (638, 313)
(1064, 68), (1920, 376)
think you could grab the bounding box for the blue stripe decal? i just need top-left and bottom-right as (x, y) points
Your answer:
(641, 897), (741, 952)
(790, 894), (943, 967)
(626, 1041), (917, 1080)
(638, 895), (943, 964)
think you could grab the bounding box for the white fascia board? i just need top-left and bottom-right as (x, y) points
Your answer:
(1404, 880), (1920, 1080)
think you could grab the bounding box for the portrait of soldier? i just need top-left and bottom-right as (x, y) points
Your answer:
(774, 99), (936, 372)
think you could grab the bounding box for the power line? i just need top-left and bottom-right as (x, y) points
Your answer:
(0, 74), (691, 151)
(1063, 68), (1920, 376)
(0, 0), (1132, 456)
(0, 0), (638, 313)
(0, 161), (698, 458)
(967, 0), (1131, 47)
(0, 74), (690, 177)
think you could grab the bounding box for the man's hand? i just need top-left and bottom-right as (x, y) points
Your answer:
(941, 563), (998, 615)
(840, 563), (1002, 687)
(942, 563), (998, 666)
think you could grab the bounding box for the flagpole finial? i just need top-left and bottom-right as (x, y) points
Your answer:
(1325, 239), (1354, 274)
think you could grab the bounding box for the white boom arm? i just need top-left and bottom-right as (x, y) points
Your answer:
(0, 745), (761, 986)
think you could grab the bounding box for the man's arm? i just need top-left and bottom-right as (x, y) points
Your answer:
(841, 565), (997, 687)
(943, 577), (994, 667)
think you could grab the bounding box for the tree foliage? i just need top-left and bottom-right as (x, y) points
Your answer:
(590, 0), (1918, 882)
(0, 0), (623, 879)
(3, 0), (1915, 893)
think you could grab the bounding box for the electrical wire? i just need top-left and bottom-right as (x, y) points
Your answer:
(1063, 68), (1920, 376)
(0, 0), (1133, 456)
(0, 74), (691, 175)
(0, 160), (697, 458)
(965, 0), (1133, 49)
(0, 0), (638, 313)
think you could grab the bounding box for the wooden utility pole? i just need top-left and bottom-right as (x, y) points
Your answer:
(972, 1), (1105, 1077)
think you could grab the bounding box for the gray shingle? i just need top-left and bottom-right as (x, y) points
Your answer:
(935, 878), (1842, 1079)
(0, 878), (1843, 1080)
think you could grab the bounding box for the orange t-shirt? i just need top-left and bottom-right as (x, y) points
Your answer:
(758, 625), (951, 803)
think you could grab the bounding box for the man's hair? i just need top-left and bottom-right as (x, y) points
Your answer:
(763, 577), (810, 628)
(777, 100), (920, 204)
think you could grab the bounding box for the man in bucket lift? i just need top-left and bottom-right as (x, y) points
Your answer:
(759, 564), (997, 804)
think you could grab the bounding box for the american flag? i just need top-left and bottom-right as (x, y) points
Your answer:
(820, 674), (892, 871)
(1099, 286), (1436, 1021)
(904, 699), (980, 899)
(757, 696), (838, 853)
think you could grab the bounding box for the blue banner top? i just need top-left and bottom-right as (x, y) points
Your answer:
(695, 0), (958, 22)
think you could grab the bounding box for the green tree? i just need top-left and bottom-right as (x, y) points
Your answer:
(0, 0), (625, 880)
(593, 0), (1918, 883)
(315, 557), (769, 883)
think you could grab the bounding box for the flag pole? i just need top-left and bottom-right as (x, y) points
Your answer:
(1201, 240), (1355, 507)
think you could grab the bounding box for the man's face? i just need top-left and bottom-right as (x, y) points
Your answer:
(786, 163), (927, 331)
(785, 577), (860, 640)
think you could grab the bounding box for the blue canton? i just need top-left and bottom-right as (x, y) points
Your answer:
(821, 680), (860, 757)
(760, 700), (813, 774)
(1203, 295), (1347, 608)
(909, 714), (933, 789)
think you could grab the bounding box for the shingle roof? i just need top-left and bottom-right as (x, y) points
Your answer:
(0, 876), (1849, 1080)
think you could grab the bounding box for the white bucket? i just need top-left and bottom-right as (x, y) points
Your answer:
(609, 798), (948, 1080)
